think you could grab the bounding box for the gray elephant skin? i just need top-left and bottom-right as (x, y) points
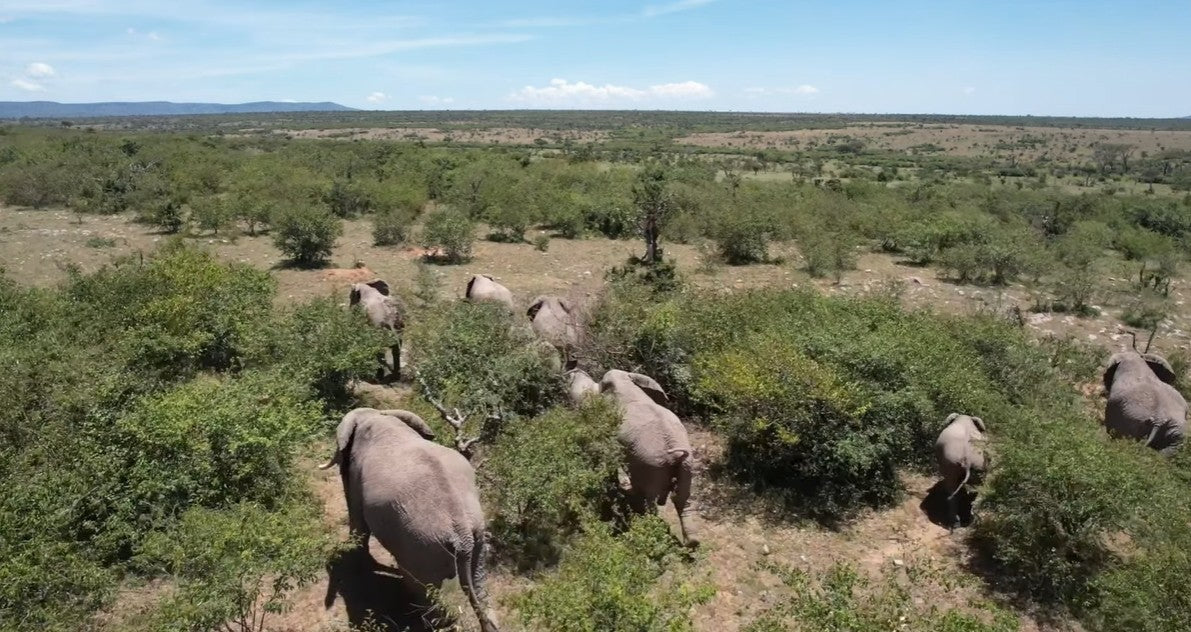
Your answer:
(527, 295), (580, 352)
(565, 368), (600, 406)
(465, 274), (514, 310)
(600, 370), (699, 545)
(321, 408), (500, 632)
(1104, 351), (1186, 454)
(349, 279), (406, 381)
(934, 413), (987, 529)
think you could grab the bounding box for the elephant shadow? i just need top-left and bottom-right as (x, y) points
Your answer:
(919, 480), (976, 529)
(324, 549), (457, 632)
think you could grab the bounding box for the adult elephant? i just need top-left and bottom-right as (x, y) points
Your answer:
(934, 413), (987, 530)
(320, 408), (500, 632)
(464, 275), (514, 311)
(1104, 350), (1186, 454)
(349, 279), (406, 381)
(527, 295), (580, 353)
(600, 369), (699, 546)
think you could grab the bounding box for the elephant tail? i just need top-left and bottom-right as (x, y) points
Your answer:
(457, 533), (500, 632)
(948, 466), (971, 500)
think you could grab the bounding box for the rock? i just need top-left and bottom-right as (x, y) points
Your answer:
(762, 544), (770, 556)
(910, 277), (924, 285)
(892, 559), (905, 567)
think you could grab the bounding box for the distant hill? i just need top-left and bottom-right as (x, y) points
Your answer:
(0, 101), (356, 119)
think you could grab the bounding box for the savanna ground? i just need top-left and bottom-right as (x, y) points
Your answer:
(4, 110), (1191, 632)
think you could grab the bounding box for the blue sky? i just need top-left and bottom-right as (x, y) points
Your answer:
(1, 0), (1189, 116)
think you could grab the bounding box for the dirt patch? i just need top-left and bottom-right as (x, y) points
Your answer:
(676, 123), (1191, 163)
(274, 127), (608, 146)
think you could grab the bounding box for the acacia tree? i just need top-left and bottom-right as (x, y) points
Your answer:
(632, 164), (675, 264)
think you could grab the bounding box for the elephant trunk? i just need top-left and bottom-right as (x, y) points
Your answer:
(318, 451), (339, 470)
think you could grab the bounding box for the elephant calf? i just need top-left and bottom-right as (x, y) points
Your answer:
(934, 413), (987, 530)
(565, 368), (600, 406)
(320, 408), (499, 632)
(527, 295), (580, 353)
(1104, 351), (1186, 454)
(465, 274), (514, 311)
(349, 279), (406, 381)
(600, 370), (699, 546)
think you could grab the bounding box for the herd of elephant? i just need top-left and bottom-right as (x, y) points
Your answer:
(339, 275), (1187, 632)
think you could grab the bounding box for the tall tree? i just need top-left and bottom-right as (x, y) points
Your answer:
(632, 163), (675, 264)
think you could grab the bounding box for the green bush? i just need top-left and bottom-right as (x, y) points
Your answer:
(745, 562), (1019, 632)
(714, 210), (772, 265)
(407, 300), (563, 425)
(189, 196), (235, 235)
(483, 400), (625, 567)
(533, 233), (551, 252)
(244, 297), (394, 406)
(92, 372), (321, 558)
(800, 229), (858, 281)
(271, 205), (342, 267)
(135, 501), (335, 632)
(420, 206), (475, 264)
(324, 179), (372, 218)
(515, 516), (711, 632)
(695, 335), (904, 521)
(371, 205), (415, 246)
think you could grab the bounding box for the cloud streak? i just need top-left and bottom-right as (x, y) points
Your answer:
(641, 0), (717, 18)
(511, 78), (713, 105)
(10, 78), (44, 91)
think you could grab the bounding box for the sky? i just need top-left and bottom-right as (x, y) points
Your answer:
(1, 0), (1189, 116)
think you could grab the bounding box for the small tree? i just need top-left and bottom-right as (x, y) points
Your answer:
(372, 206), (415, 246)
(272, 206), (342, 267)
(632, 164), (676, 265)
(420, 207), (475, 264)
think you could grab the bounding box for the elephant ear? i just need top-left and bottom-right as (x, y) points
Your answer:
(558, 298), (576, 314)
(366, 279), (390, 296)
(1103, 353), (1126, 392)
(1143, 353), (1177, 385)
(349, 285), (362, 307)
(465, 276), (478, 299)
(320, 410), (363, 469)
(526, 296), (547, 321)
(970, 416), (986, 432)
(628, 372), (669, 406)
(381, 410), (436, 440)
(945, 412), (960, 425)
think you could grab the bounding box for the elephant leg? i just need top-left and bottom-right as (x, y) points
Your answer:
(627, 490), (648, 515)
(457, 535), (501, 632)
(391, 340), (402, 381)
(673, 458), (700, 546)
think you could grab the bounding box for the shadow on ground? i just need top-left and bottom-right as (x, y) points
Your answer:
(324, 549), (456, 632)
(918, 480), (976, 529)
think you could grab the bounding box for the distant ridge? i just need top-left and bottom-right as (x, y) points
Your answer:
(0, 101), (356, 119)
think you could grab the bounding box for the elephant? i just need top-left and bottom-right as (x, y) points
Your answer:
(349, 279), (406, 381)
(465, 275), (514, 311)
(320, 408), (500, 632)
(527, 295), (580, 353)
(934, 413), (987, 530)
(1103, 351), (1186, 454)
(599, 369), (699, 546)
(565, 368), (600, 406)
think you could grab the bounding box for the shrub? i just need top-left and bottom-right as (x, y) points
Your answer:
(136, 501), (335, 632)
(407, 300), (563, 426)
(271, 205), (342, 267)
(244, 297), (394, 406)
(190, 196), (235, 235)
(94, 372), (321, 558)
(714, 210), (772, 265)
(695, 335), (903, 521)
(800, 230), (858, 281)
(482, 399), (625, 567)
(515, 516), (711, 632)
(419, 206), (475, 264)
(85, 236), (117, 248)
(324, 179), (372, 218)
(533, 233), (551, 252)
(745, 562), (1019, 632)
(371, 205), (415, 246)
(150, 197), (186, 234)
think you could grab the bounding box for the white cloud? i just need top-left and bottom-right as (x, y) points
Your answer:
(10, 78), (44, 91)
(744, 84), (820, 96)
(511, 78), (713, 104)
(642, 0), (717, 18)
(418, 95), (455, 105)
(127, 27), (162, 41)
(496, 17), (590, 27)
(963, 86), (976, 95)
(366, 91), (387, 103)
(649, 80), (714, 98)
(25, 62), (55, 77)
